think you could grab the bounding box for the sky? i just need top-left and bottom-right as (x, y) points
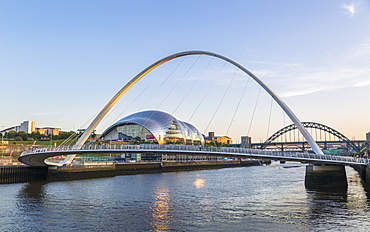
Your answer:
(1, 0), (370, 142)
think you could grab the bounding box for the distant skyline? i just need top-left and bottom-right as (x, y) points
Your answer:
(1, 0), (370, 142)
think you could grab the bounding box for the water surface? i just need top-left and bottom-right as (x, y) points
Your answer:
(1, 163), (369, 231)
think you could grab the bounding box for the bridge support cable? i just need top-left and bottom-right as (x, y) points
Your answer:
(111, 57), (186, 135)
(172, 56), (215, 116)
(157, 55), (200, 110)
(63, 50), (324, 165)
(139, 57), (201, 131)
(282, 111), (286, 142)
(100, 63), (168, 130)
(226, 70), (250, 135)
(117, 57), (178, 126)
(139, 56), (187, 112)
(109, 82), (153, 126)
(188, 56), (221, 122)
(59, 132), (79, 146)
(247, 86), (262, 136)
(266, 98), (274, 139)
(128, 57), (194, 132)
(204, 64), (238, 135)
(63, 56), (189, 164)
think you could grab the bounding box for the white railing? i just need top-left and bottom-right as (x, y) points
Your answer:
(20, 144), (368, 165)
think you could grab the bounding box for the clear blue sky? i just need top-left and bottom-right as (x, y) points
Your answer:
(1, 0), (369, 141)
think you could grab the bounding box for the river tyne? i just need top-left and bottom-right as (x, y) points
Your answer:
(1, 163), (370, 231)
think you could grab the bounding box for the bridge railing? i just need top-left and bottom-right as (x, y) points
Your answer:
(20, 144), (368, 165)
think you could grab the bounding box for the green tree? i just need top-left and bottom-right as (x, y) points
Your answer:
(30, 132), (42, 140)
(53, 131), (75, 140)
(18, 131), (28, 141)
(7, 131), (17, 139)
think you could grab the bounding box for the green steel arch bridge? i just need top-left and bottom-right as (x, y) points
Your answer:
(252, 122), (365, 153)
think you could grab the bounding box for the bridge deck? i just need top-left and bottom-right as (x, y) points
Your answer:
(19, 144), (369, 167)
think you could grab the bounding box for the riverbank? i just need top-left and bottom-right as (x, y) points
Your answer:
(47, 160), (266, 181)
(1, 159), (268, 184)
(352, 165), (370, 191)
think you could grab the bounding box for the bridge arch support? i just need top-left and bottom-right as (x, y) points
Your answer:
(261, 122), (361, 152)
(63, 51), (324, 164)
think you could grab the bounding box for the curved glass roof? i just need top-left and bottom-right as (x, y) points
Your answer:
(100, 110), (204, 144)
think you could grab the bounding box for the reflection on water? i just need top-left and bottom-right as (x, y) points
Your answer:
(0, 165), (369, 231)
(193, 178), (206, 189)
(305, 167), (370, 231)
(17, 181), (47, 212)
(150, 188), (172, 232)
(347, 167), (369, 210)
(18, 182), (46, 200)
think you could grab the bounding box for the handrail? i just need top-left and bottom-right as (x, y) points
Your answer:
(20, 144), (368, 165)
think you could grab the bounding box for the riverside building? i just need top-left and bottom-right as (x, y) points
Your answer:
(100, 110), (204, 145)
(99, 110), (222, 162)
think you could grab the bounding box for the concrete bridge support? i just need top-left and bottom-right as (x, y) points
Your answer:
(305, 164), (347, 190)
(352, 165), (370, 191)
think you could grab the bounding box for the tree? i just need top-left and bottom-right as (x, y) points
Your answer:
(18, 131), (28, 141)
(30, 132), (42, 140)
(6, 131), (17, 139)
(205, 141), (229, 147)
(52, 131), (75, 140)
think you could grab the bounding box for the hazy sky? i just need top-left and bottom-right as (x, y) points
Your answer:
(1, 0), (370, 142)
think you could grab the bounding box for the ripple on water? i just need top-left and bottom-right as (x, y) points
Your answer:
(0, 165), (369, 231)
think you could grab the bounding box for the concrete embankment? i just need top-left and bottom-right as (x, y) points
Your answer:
(47, 160), (264, 181)
(352, 165), (370, 191)
(1, 160), (267, 184)
(0, 166), (48, 184)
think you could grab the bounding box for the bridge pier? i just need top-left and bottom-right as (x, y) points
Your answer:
(305, 164), (347, 190)
(352, 165), (370, 191)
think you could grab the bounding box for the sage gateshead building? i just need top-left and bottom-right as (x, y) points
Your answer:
(100, 110), (204, 145)
(100, 110), (221, 162)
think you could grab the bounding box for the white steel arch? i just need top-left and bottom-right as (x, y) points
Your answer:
(62, 51), (323, 165)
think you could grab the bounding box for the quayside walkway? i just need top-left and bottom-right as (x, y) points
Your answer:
(19, 144), (368, 167)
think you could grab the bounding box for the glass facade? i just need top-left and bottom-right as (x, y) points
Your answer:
(116, 124), (155, 143)
(100, 110), (204, 145)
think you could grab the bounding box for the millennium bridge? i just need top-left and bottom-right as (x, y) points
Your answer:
(19, 144), (368, 167)
(18, 50), (368, 188)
